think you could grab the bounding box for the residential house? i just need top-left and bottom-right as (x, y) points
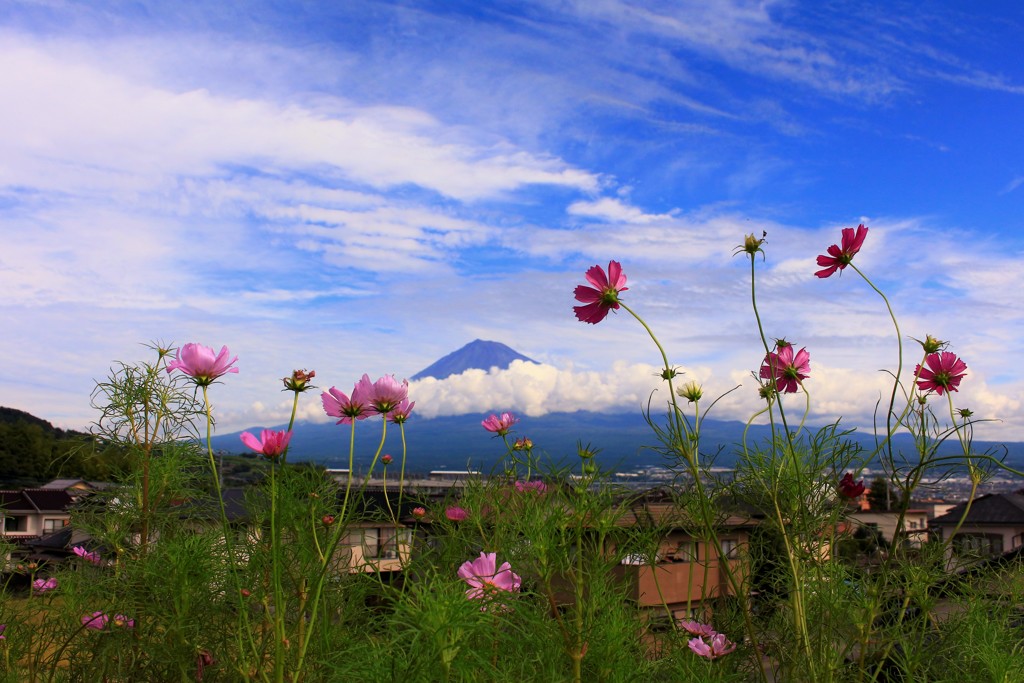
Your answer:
(0, 488), (74, 539)
(611, 501), (758, 625)
(931, 489), (1024, 565)
(848, 509), (930, 549)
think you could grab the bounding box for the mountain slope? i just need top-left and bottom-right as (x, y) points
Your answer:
(411, 339), (537, 380)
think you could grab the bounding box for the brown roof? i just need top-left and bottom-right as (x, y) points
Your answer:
(0, 488), (74, 513)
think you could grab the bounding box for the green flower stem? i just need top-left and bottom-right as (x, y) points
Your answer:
(269, 461), (285, 683)
(618, 301), (693, 466)
(297, 416), (389, 677)
(397, 422), (409, 517)
(851, 263), (903, 465)
(747, 253), (793, 451)
(200, 385), (259, 676)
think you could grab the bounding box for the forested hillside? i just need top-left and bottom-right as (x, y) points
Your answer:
(0, 407), (131, 487)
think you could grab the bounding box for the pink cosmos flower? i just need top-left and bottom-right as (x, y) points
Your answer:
(73, 545), (102, 565)
(688, 633), (737, 660)
(759, 342), (810, 394)
(815, 224), (869, 278)
(166, 344), (239, 386)
(915, 351), (967, 396)
(458, 552), (522, 600)
(387, 398), (415, 424)
(573, 260), (629, 324)
(482, 412), (518, 436)
(514, 480), (548, 495)
(838, 472), (866, 499)
(321, 383), (373, 425)
(239, 429), (292, 460)
(82, 612), (108, 630)
(677, 619), (717, 638)
(111, 614), (135, 629)
(0, 624), (6, 640)
(445, 506), (469, 522)
(366, 374), (409, 414)
(33, 577), (58, 593)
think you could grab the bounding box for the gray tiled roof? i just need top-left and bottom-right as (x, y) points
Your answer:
(932, 490), (1024, 526)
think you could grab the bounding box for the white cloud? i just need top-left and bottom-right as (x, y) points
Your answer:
(0, 35), (598, 202)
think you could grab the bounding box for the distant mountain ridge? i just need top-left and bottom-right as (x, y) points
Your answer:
(411, 339), (537, 380)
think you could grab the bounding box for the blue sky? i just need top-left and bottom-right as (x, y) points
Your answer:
(1, 0), (1022, 442)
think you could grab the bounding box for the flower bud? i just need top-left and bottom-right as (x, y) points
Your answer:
(918, 335), (944, 354)
(283, 369), (316, 392)
(381, 454), (393, 466)
(411, 507), (426, 519)
(677, 380), (703, 403)
(512, 437), (533, 452)
(737, 231), (766, 255)
(321, 515), (335, 527)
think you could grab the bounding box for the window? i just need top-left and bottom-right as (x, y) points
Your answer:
(351, 528), (412, 559)
(954, 533), (1003, 557)
(2, 516), (27, 533)
(672, 541), (699, 562)
(43, 518), (67, 533)
(719, 539), (739, 559)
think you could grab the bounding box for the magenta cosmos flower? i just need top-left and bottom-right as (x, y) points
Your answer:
(445, 506), (469, 522)
(482, 412), (518, 436)
(387, 397), (415, 424)
(321, 383), (373, 425)
(33, 577), (58, 593)
(915, 351), (967, 396)
(688, 632), (737, 660)
(759, 342), (810, 394)
(573, 260), (628, 324)
(111, 614), (135, 629)
(239, 429), (292, 460)
(81, 612), (109, 630)
(514, 480), (548, 494)
(838, 472), (866, 499)
(815, 224), (869, 278)
(458, 552), (522, 600)
(166, 343), (239, 386)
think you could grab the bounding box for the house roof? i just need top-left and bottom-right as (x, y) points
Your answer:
(0, 488), (74, 513)
(931, 489), (1024, 526)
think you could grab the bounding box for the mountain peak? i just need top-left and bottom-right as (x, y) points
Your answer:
(411, 340), (537, 381)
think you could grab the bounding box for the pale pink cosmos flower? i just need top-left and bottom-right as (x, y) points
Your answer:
(815, 224), (869, 278)
(33, 577), (58, 593)
(759, 342), (810, 394)
(239, 429), (292, 460)
(482, 412), (518, 436)
(387, 398), (415, 424)
(573, 260), (629, 324)
(458, 552), (522, 600)
(82, 612), (108, 630)
(366, 374), (409, 414)
(677, 619), (717, 638)
(321, 383), (373, 425)
(688, 633), (737, 659)
(166, 344), (239, 386)
(514, 480), (548, 495)
(915, 351), (967, 396)
(445, 506), (469, 522)
(73, 545), (102, 565)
